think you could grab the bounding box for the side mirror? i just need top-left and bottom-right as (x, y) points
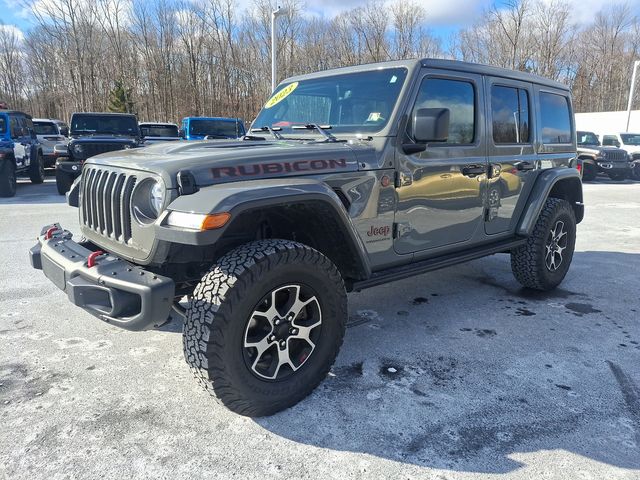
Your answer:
(413, 108), (450, 143)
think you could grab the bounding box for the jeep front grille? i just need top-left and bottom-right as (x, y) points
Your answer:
(603, 150), (628, 161)
(81, 166), (136, 243)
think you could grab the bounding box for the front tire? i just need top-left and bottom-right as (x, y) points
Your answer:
(29, 151), (45, 184)
(55, 169), (73, 195)
(608, 172), (627, 181)
(183, 239), (347, 416)
(511, 198), (576, 291)
(581, 162), (597, 182)
(0, 160), (17, 197)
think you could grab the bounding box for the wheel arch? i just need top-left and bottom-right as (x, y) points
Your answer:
(517, 169), (583, 236)
(162, 179), (372, 282)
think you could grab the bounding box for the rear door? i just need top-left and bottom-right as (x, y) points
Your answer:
(484, 78), (538, 235)
(394, 69), (487, 255)
(9, 115), (28, 168)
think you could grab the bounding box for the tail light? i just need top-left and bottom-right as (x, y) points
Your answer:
(576, 162), (582, 175)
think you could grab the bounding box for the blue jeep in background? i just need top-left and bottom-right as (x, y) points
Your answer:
(180, 116), (245, 140)
(0, 110), (45, 197)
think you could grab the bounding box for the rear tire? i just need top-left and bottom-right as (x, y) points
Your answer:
(581, 162), (597, 182)
(511, 198), (576, 291)
(183, 239), (347, 417)
(29, 151), (45, 184)
(55, 169), (73, 195)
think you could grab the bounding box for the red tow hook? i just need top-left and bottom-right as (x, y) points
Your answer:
(87, 250), (104, 268)
(44, 227), (59, 240)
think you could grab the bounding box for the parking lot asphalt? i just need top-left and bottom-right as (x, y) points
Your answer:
(0, 175), (639, 480)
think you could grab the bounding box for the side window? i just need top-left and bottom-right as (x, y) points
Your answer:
(9, 116), (21, 138)
(491, 85), (530, 144)
(412, 77), (475, 144)
(22, 117), (34, 133)
(540, 92), (571, 144)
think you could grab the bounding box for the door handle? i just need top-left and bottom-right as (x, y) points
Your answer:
(461, 164), (486, 176)
(515, 161), (535, 171)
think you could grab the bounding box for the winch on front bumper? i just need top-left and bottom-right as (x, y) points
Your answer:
(29, 224), (175, 331)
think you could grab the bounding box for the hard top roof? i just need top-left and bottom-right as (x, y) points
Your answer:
(183, 116), (241, 122)
(282, 58), (569, 91)
(71, 112), (137, 117)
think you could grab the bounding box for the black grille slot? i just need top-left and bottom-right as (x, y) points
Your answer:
(603, 150), (628, 161)
(82, 143), (128, 159)
(81, 166), (137, 243)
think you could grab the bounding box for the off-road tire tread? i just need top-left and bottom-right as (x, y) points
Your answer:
(0, 160), (16, 198)
(56, 170), (73, 195)
(511, 197), (575, 291)
(29, 151), (45, 184)
(183, 239), (347, 416)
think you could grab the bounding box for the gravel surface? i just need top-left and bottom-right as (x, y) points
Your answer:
(1, 175), (639, 479)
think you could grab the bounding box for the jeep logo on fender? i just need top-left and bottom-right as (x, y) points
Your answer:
(211, 158), (348, 179)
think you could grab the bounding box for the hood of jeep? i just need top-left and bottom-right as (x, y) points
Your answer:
(85, 139), (364, 187)
(577, 145), (621, 155)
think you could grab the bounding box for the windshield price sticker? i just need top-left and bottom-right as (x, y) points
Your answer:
(265, 82), (298, 109)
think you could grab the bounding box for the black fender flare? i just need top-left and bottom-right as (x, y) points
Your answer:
(157, 178), (372, 278)
(517, 168), (583, 236)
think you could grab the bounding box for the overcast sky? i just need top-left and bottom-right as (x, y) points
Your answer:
(1, 0), (637, 40)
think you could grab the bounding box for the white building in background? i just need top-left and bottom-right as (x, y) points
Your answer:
(574, 110), (640, 134)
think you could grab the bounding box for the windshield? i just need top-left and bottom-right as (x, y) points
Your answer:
(189, 119), (241, 138)
(71, 114), (138, 136)
(253, 67), (408, 136)
(620, 133), (640, 145)
(577, 131), (600, 145)
(141, 124), (179, 138)
(33, 121), (58, 135)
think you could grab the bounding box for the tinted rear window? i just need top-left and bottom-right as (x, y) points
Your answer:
(141, 124), (179, 137)
(189, 119), (241, 138)
(0, 117), (5, 133)
(540, 92), (571, 144)
(33, 121), (58, 135)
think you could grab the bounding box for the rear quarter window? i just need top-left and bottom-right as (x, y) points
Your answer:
(540, 92), (571, 144)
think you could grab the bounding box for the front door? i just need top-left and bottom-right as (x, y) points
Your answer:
(394, 70), (488, 255)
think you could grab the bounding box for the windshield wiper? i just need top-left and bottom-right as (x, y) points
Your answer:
(249, 126), (283, 140)
(291, 124), (339, 142)
(204, 134), (230, 139)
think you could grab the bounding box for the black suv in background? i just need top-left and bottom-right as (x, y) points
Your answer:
(55, 112), (142, 194)
(576, 130), (631, 182)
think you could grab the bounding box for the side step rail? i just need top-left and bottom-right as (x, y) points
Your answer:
(349, 237), (527, 292)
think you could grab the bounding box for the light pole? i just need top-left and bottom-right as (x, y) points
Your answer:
(271, 6), (287, 93)
(625, 60), (640, 132)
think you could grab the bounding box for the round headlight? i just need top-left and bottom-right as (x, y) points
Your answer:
(150, 181), (164, 215)
(73, 144), (83, 154)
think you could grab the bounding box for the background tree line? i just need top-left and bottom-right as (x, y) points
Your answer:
(0, 0), (639, 124)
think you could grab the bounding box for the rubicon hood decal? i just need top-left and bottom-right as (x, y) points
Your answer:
(86, 139), (364, 187)
(211, 158), (348, 180)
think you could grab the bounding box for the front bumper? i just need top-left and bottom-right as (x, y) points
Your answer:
(595, 161), (632, 173)
(29, 224), (175, 331)
(55, 160), (83, 178)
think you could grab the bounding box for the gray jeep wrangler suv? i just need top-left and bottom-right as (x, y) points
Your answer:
(30, 59), (583, 416)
